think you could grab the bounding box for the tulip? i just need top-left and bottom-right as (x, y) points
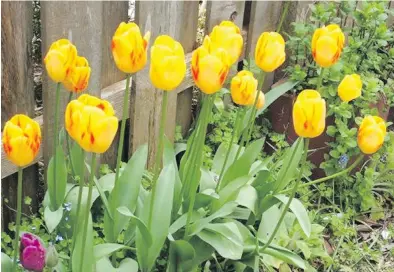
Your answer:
(44, 39), (77, 82)
(254, 32), (286, 72)
(293, 89), (326, 138)
(45, 244), (59, 268)
(65, 94), (118, 153)
(111, 22), (150, 74)
(338, 74), (362, 102)
(63, 56), (91, 93)
(20, 233), (46, 272)
(192, 36), (229, 94)
(357, 115), (386, 154)
(256, 91), (265, 110)
(312, 24), (345, 68)
(209, 21), (243, 65)
(150, 35), (186, 91)
(2, 114), (41, 167)
(230, 70), (258, 106)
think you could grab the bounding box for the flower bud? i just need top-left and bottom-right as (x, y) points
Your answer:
(357, 115), (386, 154)
(254, 32), (286, 72)
(230, 70), (258, 106)
(44, 39), (77, 82)
(45, 244), (59, 268)
(20, 233), (46, 271)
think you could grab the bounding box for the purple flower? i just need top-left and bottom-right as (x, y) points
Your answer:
(20, 233), (46, 272)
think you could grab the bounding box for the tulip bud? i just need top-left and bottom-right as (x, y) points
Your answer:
(63, 56), (91, 93)
(45, 244), (59, 268)
(2, 114), (41, 167)
(111, 22), (150, 74)
(149, 35), (186, 91)
(293, 90), (326, 138)
(357, 115), (386, 154)
(256, 91), (265, 110)
(338, 74), (362, 102)
(312, 24), (345, 68)
(209, 21), (243, 65)
(65, 94), (118, 154)
(20, 233), (46, 272)
(191, 36), (229, 94)
(230, 70), (258, 106)
(254, 32), (286, 72)
(44, 39), (77, 82)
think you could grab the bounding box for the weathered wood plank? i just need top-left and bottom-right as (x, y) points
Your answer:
(205, 1), (245, 33)
(1, 1), (38, 228)
(130, 1), (199, 167)
(99, 1), (128, 169)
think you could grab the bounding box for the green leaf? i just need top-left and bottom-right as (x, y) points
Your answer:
(44, 206), (63, 233)
(169, 211), (202, 235)
(47, 145), (68, 211)
(220, 139), (265, 190)
(167, 240), (196, 272)
(258, 205), (287, 243)
(214, 96), (225, 112)
(94, 243), (128, 261)
(98, 173), (116, 193)
(1, 252), (12, 271)
(96, 257), (139, 272)
(70, 142), (84, 180)
(274, 138), (304, 192)
(211, 176), (250, 212)
(199, 168), (217, 192)
(116, 206), (152, 247)
(296, 240), (311, 259)
(188, 236), (215, 268)
(236, 185), (258, 214)
(72, 214), (94, 272)
(274, 195), (311, 237)
(196, 222), (243, 260)
(105, 144), (148, 242)
(257, 80), (299, 115)
(92, 175), (113, 220)
(194, 189), (219, 209)
(262, 247), (306, 269)
(136, 164), (175, 272)
(212, 143), (241, 176)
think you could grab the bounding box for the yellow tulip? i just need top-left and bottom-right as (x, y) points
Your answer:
(111, 22), (150, 74)
(149, 35), (186, 91)
(65, 94), (118, 154)
(63, 56), (91, 93)
(293, 90), (326, 138)
(230, 70), (258, 106)
(312, 24), (345, 68)
(209, 21), (243, 65)
(191, 36), (229, 94)
(44, 39), (77, 82)
(256, 91), (265, 110)
(254, 32), (286, 72)
(357, 115), (386, 154)
(338, 74), (362, 102)
(2, 114), (41, 167)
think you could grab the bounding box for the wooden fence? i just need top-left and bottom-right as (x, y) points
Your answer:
(4, 0), (392, 228)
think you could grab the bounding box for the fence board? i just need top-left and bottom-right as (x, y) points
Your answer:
(1, 1), (38, 229)
(205, 1), (245, 33)
(100, 1), (128, 169)
(130, 1), (199, 167)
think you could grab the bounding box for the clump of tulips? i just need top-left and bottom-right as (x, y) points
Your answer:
(2, 16), (388, 272)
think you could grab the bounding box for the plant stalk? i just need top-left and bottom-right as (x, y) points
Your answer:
(78, 153), (97, 272)
(276, 1), (290, 33)
(66, 92), (76, 178)
(260, 138), (310, 253)
(317, 67), (324, 92)
(12, 167), (23, 272)
(114, 74), (131, 187)
(53, 82), (61, 207)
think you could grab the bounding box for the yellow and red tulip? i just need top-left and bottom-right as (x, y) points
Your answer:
(357, 115), (386, 154)
(44, 39), (77, 82)
(230, 70), (258, 106)
(255, 32), (286, 72)
(63, 56), (91, 93)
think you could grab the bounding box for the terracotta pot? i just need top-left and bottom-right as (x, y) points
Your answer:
(268, 93), (334, 178)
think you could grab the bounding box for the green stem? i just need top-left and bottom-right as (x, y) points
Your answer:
(280, 154), (364, 194)
(217, 109), (242, 189)
(317, 68), (324, 92)
(12, 167), (23, 272)
(78, 153), (97, 272)
(148, 91), (169, 229)
(53, 82), (61, 207)
(276, 1), (290, 33)
(66, 92), (76, 178)
(114, 74), (131, 186)
(70, 151), (86, 254)
(260, 138), (310, 253)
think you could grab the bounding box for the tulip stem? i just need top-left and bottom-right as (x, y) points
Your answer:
(276, 1), (290, 33)
(79, 153), (97, 272)
(317, 68), (324, 92)
(260, 138), (310, 253)
(217, 108), (242, 190)
(12, 167), (23, 272)
(280, 154), (364, 194)
(114, 74), (131, 188)
(148, 91), (169, 229)
(66, 92), (76, 178)
(53, 82), (61, 208)
(70, 150), (86, 255)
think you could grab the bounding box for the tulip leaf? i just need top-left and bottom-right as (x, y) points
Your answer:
(167, 240), (196, 272)
(44, 206), (63, 233)
(212, 142), (243, 176)
(220, 138), (265, 190)
(47, 145), (68, 211)
(136, 164), (175, 272)
(96, 257), (139, 272)
(72, 214), (94, 272)
(104, 144), (148, 242)
(1, 253), (12, 271)
(98, 173), (116, 193)
(261, 247), (306, 270)
(70, 142), (85, 181)
(93, 243), (136, 261)
(235, 185), (258, 214)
